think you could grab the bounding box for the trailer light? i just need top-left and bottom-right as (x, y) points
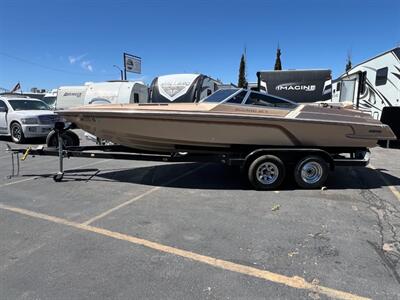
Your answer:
(21, 118), (39, 124)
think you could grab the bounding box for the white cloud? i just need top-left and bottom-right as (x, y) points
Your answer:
(68, 53), (87, 64)
(81, 60), (93, 72)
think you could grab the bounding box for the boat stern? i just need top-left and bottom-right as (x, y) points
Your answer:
(347, 123), (397, 143)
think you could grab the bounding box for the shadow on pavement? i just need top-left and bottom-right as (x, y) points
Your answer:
(0, 136), (46, 145)
(17, 162), (400, 191)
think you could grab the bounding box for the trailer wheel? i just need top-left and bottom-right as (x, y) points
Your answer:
(294, 156), (329, 189)
(46, 130), (80, 148)
(248, 155), (285, 190)
(53, 172), (64, 182)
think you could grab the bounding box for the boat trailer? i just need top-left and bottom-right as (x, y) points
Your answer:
(5, 126), (371, 189)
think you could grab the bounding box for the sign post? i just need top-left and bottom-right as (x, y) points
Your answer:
(123, 53), (141, 80)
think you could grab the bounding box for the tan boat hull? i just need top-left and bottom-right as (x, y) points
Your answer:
(61, 105), (396, 151)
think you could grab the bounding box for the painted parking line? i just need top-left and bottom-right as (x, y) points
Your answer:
(83, 164), (207, 225)
(369, 164), (400, 202)
(0, 203), (370, 300)
(0, 159), (109, 188)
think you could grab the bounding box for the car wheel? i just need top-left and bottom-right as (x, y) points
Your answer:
(10, 122), (25, 144)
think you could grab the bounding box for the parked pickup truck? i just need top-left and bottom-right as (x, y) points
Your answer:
(0, 94), (58, 143)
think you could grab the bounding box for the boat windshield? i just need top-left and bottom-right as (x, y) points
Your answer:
(245, 92), (298, 108)
(201, 89), (240, 103)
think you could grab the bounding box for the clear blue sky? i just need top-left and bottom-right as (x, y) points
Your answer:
(0, 0), (399, 91)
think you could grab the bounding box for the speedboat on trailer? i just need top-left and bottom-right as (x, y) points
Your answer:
(58, 88), (395, 151)
(56, 88), (396, 190)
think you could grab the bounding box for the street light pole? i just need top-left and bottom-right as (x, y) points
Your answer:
(113, 65), (124, 80)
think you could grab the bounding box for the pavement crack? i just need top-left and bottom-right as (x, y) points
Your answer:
(354, 168), (400, 285)
(367, 240), (400, 285)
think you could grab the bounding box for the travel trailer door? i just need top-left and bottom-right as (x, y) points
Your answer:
(336, 73), (362, 108)
(339, 79), (356, 102)
(129, 83), (148, 103)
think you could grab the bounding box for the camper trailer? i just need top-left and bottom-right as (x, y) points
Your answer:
(84, 81), (148, 105)
(55, 85), (88, 109)
(149, 74), (220, 103)
(55, 81), (148, 109)
(257, 69), (332, 103)
(329, 47), (400, 142)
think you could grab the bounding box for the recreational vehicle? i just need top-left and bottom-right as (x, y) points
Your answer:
(55, 85), (88, 109)
(149, 74), (220, 103)
(257, 69), (332, 103)
(55, 81), (148, 109)
(329, 47), (400, 142)
(84, 81), (148, 105)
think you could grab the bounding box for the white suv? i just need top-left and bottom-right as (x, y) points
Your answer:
(0, 95), (57, 143)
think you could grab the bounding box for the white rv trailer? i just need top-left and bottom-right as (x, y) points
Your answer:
(84, 81), (148, 105)
(55, 81), (148, 109)
(55, 85), (88, 109)
(149, 74), (220, 103)
(328, 47), (400, 141)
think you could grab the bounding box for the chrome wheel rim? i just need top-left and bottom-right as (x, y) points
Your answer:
(11, 125), (21, 141)
(301, 162), (323, 184)
(256, 162), (279, 185)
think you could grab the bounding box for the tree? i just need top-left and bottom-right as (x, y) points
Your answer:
(274, 46), (282, 70)
(345, 50), (352, 72)
(345, 56), (352, 72)
(237, 54), (247, 88)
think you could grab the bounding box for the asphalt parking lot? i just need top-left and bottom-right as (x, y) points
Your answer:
(0, 131), (399, 299)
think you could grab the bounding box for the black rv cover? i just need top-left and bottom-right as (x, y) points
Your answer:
(257, 70), (331, 103)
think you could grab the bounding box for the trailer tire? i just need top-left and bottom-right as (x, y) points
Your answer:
(46, 130), (80, 148)
(53, 172), (64, 182)
(248, 155), (285, 190)
(294, 156), (329, 189)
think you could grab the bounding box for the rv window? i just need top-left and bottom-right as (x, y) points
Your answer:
(226, 91), (247, 104)
(134, 93), (139, 103)
(323, 84), (331, 93)
(359, 71), (367, 94)
(375, 67), (388, 86)
(336, 82), (341, 92)
(207, 89), (212, 96)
